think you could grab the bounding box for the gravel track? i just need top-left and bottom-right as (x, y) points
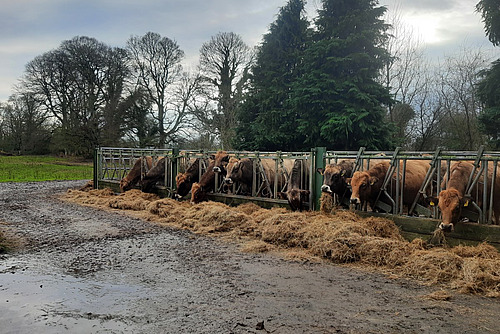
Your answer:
(0, 180), (499, 334)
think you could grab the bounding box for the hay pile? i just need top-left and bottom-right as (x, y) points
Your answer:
(63, 188), (500, 297)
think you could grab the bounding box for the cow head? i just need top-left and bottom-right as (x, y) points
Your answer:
(429, 188), (467, 231)
(175, 173), (192, 198)
(317, 164), (349, 195)
(348, 171), (378, 205)
(279, 189), (310, 211)
(223, 158), (240, 184)
(119, 178), (132, 192)
(212, 151), (230, 174)
(190, 182), (207, 203)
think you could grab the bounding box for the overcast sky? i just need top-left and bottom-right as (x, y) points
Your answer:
(0, 0), (495, 102)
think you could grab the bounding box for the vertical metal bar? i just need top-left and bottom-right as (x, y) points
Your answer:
(252, 159), (257, 197)
(274, 154), (279, 199)
(489, 160), (497, 224)
(483, 160), (488, 224)
(400, 159), (407, 215)
(435, 157), (442, 218)
(93, 147), (98, 189)
(313, 147), (326, 211)
(308, 154), (314, 210)
(395, 159), (400, 214)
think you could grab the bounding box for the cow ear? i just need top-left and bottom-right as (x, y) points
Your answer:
(222, 155), (229, 162)
(369, 177), (378, 185)
(209, 154), (215, 160)
(341, 170), (346, 177)
(277, 192), (287, 200)
(316, 168), (324, 175)
(346, 178), (352, 185)
(461, 197), (470, 207)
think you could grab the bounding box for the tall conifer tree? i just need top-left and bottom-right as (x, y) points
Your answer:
(234, 0), (310, 150)
(291, 0), (395, 150)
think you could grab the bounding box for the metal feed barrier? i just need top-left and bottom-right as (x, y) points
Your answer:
(94, 146), (500, 225)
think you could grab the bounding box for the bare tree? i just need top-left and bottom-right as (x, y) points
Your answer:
(381, 4), (427, 146)
(198, 32), (253, 149)
(127, 32), (185, 147)
(22, 36), (130, 156)
(436, 46), (491, 150)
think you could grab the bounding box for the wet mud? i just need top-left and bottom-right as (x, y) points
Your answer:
(0, 181), (499, 333)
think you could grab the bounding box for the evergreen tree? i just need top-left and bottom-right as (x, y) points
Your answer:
(476, 1), (500, 148)
(290, 0), (395, 150)
(234, 0), (310, 151)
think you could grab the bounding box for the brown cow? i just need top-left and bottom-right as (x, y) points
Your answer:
(224, 158), (253, 195)
(348, 160), (430, 213)
(429, 161), (500, 231)
(119, 156), (153, 192)
(191, 151), (229, 203)
(278, 159), (310, 211)
(317, 160), (355, 205)
(140, 157), (167, 193)
(174, 158), (204, 199)
(224, 158), (292, 198)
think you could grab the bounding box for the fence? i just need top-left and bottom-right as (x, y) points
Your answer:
(94, 146), (500, 225)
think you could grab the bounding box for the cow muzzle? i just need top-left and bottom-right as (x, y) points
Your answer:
(213, 166), (222, 173)
(224, 177), (233, 185)
(350, 197), (360, 205)
(321, 185), (332, 193)
(439, 222), (454, 232)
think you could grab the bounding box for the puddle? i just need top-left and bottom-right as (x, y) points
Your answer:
(0, 258), (148, 333)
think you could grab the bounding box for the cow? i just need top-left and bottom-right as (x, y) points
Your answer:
(428, 161), (500, 231)
(223, 157), (293, 198)
(317, 159), (355, 206)
(224, 158), (254, 195)
(191, 151), (229, 203)
(119, 156), (153, 192)
(348, 160), (430, 214)
(140, 157), (167, 193)
(278, 159), (310, 211)
(174, 158), (203, 199)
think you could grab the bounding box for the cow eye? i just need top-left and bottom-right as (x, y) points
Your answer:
(361, 183), (367, 188)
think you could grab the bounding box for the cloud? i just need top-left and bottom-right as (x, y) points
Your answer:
(0, 0), (494, 102)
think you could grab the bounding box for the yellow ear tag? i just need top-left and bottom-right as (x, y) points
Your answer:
(464, 200), (469, 207)
(430, 201), (435, 206)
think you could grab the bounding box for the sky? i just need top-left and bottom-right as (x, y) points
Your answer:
(0, 0), (496, 103)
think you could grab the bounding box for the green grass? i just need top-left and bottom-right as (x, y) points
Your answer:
(0, 155), (93, 182)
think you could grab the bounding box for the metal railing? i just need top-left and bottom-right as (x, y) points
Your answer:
(94, 146), (500, 224)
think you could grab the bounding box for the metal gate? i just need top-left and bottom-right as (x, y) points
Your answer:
(94, 146), (500, 224)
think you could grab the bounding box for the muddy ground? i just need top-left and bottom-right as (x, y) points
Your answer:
(0, 181), (499, 334)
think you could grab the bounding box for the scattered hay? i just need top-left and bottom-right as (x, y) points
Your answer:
(320, 193), (336, 214)
(422, 290), (452, 301)
(451, 243), (500, 259)
(79, 180), (94, 191)
(429, 229), (447, 247)
(402, 249), (464, 284)
(61, 188), (500, 298)
(240, 240), (274, 253)
(234, 202), (262, 215)
(455, 258), (500, 297)
(108, 189), (159, 211)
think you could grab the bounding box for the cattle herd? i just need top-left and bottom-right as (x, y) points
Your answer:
(118, 151), (500, 231)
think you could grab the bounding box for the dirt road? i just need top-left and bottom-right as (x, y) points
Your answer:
(0, 181), (499, 333)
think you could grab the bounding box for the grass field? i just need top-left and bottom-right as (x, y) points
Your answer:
(0, 155), (93, 182)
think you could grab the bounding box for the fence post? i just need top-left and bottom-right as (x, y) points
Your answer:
(172, 148), (180, 191)
(313, 147), (326, 210)
(93, 147), (99, 189)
